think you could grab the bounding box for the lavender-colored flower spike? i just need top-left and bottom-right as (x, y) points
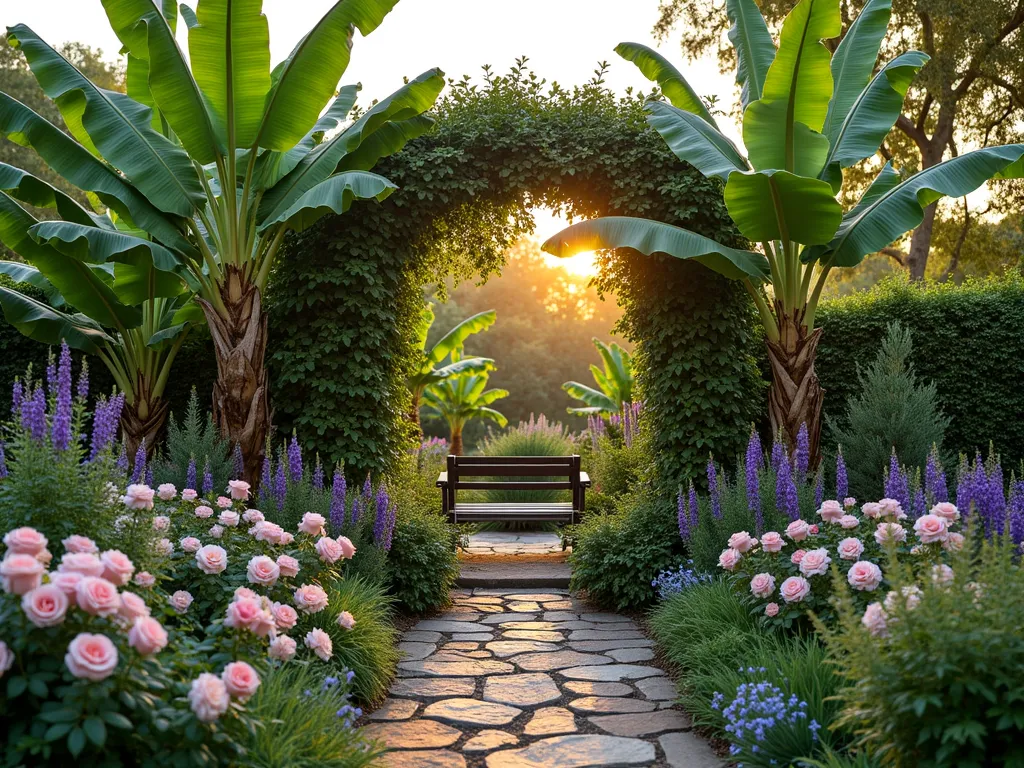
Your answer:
(331, 470), (347, 530)
(11, 379), (23, 417)
(202, 458), (214, 496)
(51, 342), (73, 451)
(770, 438), (785, 474)
(925, 447), (948, 504)
(22, 386), (47, 443)
(987, 458), (1006, 536)
(232, 444), (244, 479)
(259, 455), (273, 505)
(814, 470), (824, 509)
(677, 487), (690, 541)
(776, 448), (799, 520)
(145, 463), (154, 487)
(912, 487), (927, 518)
(273, 458), (287, 510)
(186, 457), (198, 491)
(116, 443), (128, 473)
(312, 457), (324, 490)
(76, 359), (89, 401)
(89, 396), (116, 460)
(707, 457), (722, 519)
(884, 453), (906, 508)
(362, 474), (372, 502)
(688, 481), (699, 529)
(287, 435), (303, 483)
(130, 440), (147, 483)
(1008, 479), (1024, 548)
(0, 442), (7, 479)
(373, 486), (390, 545)
(955, 455), (971, 514)
(45, 353), (57, 398)
(350, 496), (361, 525)
(835, 449), (848, 500)
(795, 423), (809, 476)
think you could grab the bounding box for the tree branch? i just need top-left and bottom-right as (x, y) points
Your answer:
(953, 1), (1024, 99)
(916, 93), (934, 133)
(881, 247), (907, 266)
(896, 114), (929, 151)
(942, 198), (971, 279)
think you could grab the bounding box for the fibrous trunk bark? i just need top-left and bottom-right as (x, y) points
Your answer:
(198, 265), (271, 485)
(121, 393), (168, 463)
(905, 201), (937, 281)
(451, 428), (464, 456)
(765, 304), (824, 471)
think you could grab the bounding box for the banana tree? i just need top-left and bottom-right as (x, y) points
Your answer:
(563, 338), (634, 416)
(421, 350), (508, 456)
(1, 0), (444, 481)
(407, 305), (497, 427)
(543, 0), (1024, 469)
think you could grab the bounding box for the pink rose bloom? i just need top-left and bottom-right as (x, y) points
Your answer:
(195, 544), (227, 575)
(269, 634), (297, 661)
(861, 502), (882, 519)
(188, 673), (230, 723)
(838, 515), (859, 529)
(861, 603), (888, 637)
(276, 555), (300, 578)
(790, 549), (806, 565)
(799, 548), (831, 577)
(169, 590), (194, 614)
(224, 597), (265, 634)
(280, 532), (295, 545)
(913, 514), (949, 544)
(100, 550), (135, 585)
(37, 549), (53, 566)
(1, 553), (44, 595)
(252, 521), (286, 544)
(0, 641), (13, 677)
(943, 532), (965, 552)
(785, 520), (811, 542)
(847, 560), (883, 591)
(764, 602), (780, 617)
(878, 498), (907, 520)
(874, 522), (907, 546)
(242, 509), (265, 524)
(76, 577), (121, 616)
(121, 484), (155, 510)
(216, 496), (233, 510)
(337, 536), (356, 559)
(157, 483), (177, 501)
(182, 489), (198, 502)
(180, 537), (202, 553)
(65, 633), (119, 681)
(837, 537), (865, 561)
(727, 531), (758, 553)
(4, 526), (47, 556)
(931, 564), (954, 585)
(884, 585), (922, 612)
(234, 587), (259, 601)
(58, 552), (104, 578)
(22, 584), (68, 627)
(195, 505), (214, 519)
(760, 532), (785, 553)
(128, 616), (168, 655)
(210, 525), (225, 539)
(817, 500), (844, 523)
(271, 602), (298, 630)
(808, 525), (819, 535)
(930, 502), (960, 523)
(843, 497), (857, 509)
(218, 511), (240, 528)
(298, 512), (327, 537)
(337, 611), (357, 631)
(304, 628), (333, 661)
(294, 583), (329, 614)
(779, 576), (811, 603)
(62, 535), (98, 554)
(134, 571), (155, 588)
(228, 480), (251, 501)
(222, 660), (261, 700)
(154, 539), (173, 557)
(118, 591), (150, 622)
(247, 555), (280, 586)
(152, 516), (170, 531)
(315, 537), (345, 564)
(718, 548), (742, 571)
(49, 571), (82, 606)
(749, 572), (776, 599)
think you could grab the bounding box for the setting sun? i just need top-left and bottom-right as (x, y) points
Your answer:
(532, 207), (599, 277)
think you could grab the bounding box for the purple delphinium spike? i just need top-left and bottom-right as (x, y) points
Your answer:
(350, 496), (361, 525)
(745, 430), (762, 518)
(775, 448), (799, 520)
(45, 354), (57, 398)
(912, 487), (927, 518)
(373, 486), (390, 545)
(1008, 478), (1024, 548)
(707, 457), (722, 520)
(130, 440), (146, 483)
(814, 470), (824, 510)
(987, 458), (1006, 536)
(186, 456), (198, 491)
(770, 438), (785, 474)
(76, 359), (89, 401)
(688, 481), (699, 529)
(836, 449), (848, 500)
(795, 423), (809, 476)
(21, 386), (47, 443)
(955, 455), (971, 514)
(273, 458), (287, 510)
(362, 474), (372, 502)
(677, 487), (690, 541)
(312, 457), (324, 491)
(51, 342), (72, 451)
(145, 463), (154, 487)
(287, 435), (303, 483)
(884, 452), (901, 500)
(0, 442), (7, 479)
(259, 455), (273, 505)
(116, 443), (128, 473)
(11, 380), (23, 417)
(331, 470), (347, 530)
(202, 458), (214, 497)
(232, 444), (244, 480)
(89, 396), (117, 460)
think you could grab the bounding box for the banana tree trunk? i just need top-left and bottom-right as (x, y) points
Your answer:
(198, 266), (271, 485)
(120, 390), (169, 463)
(765, 305), (824, 470)
(450, 427), (464, 456)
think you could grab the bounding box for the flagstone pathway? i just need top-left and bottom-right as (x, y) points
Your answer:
(361, 588), (722, 767)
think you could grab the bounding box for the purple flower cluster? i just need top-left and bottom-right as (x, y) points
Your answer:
(232, 444), (244, 480)
(273, 458), (287, 510)
(688, 482), (698, 531)
(794, 423), (809, 476)
(884, 453), (911, 513)
(372, 484), (397, 551)
(330, 470), (347, 530)
(130, 440), (147, 483)
(287, 435), (303, 483)
(836, 449), (848, 500)
(259, 456), (273, 505)
(202, 458), (214, 496)
(312, 457), (324, 491)
(651, 562), (712, 599)
(1008, 479), (1024, 548)
(774, 443), (799, 520)
(587, 415), (605, 451)
(707, 458), (722, 520)
(186, 457), (198, 491)
(745, 431), (762, 533)
(76, 359), (89, 401)
(20, 385), (46, 443)
(813, 470), (824, 510)
(677, 487), (690, 541)
(11, 380), (23, 417)
(957, 452), (1007, 536)
(89, 393), (124, 460)
(0, 442), (7, 479)
(51, 342), (73, 451)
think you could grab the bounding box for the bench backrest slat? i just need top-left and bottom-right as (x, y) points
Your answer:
(451, 464), (574, 477)
(454, 481), (573, 491)
(452, 455), (574, 465)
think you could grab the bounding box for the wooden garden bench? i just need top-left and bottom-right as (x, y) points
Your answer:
(436, 455), (590, 525)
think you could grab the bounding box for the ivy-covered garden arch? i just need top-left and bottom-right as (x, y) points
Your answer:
(269, 64), (766, 484)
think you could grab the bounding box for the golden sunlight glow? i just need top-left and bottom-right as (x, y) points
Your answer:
(531, 207), (599, 278)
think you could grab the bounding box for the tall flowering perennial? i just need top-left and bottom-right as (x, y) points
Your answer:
(51, 341), (73, 451)
(259, 456), (273, 506)
(775, 446), (799, 521)
(330, 470), (347, 531)
(813, 470), (824, 510)
(688, 482), (699, 530)
(89, 393), (125, 460)
(21, 385), (46, 443)
(745, 430), (762, 532)
(130, 440), (147, 483)
(11, 379), (22, 417)
(273, 459), (287, 511)
(372, 486), (391, 546)
(957, 451), (1008, 536)
(287, 435), (303, 483)
(925, 447), (948, 504)
(0, 442), (6, 479)
(186, 456), (198, 492)
(707, 458), (722, 520)
(232, 444), (244, 480)
(794, 422), (809, 477)
(836, 449), (848, 500)
(884, 453), (911, 513)
(312, 457), (324, 491)
(677, 487), (691, 541)
(1008, 478), (1024, 548)
(202, 459), (214, 497)
(76, 359), (89, 402)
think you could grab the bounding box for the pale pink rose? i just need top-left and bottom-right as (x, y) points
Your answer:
(118, 591), (150, 621)
(337, 611), (357, 631)
(62, 535), (98, 554)
(196, 545), (227, 575)
(315, 537), (345, 564)
(930, 502), (960, 523)
(188, 673), (230, 722)
(49, 571), (82, 606)
(785, 520), (811, 542)
(76, 577), (121, 616)
(242, 509), (265, 524)
(838, 515), (859, 529)
(3, 527), (47, 556)
(152, 516), (170, 531)
(216, 496), (233, 510)
(218, 511), (240, 528)
(128, 616), (168, 656)
(861, 603), (888, 637)
(931, 564), (954, 585)
(276, 555), (300, 578)
(799, 548), (831, 577)
(727, 531), (757, 553)
(760, 532), (785, 553)
(58, 552), (104, 578)
(943, 532), (965, 552)
(224, 597), (265, 633)
(134, 571), (155, 588)
(66, 633), (119, 681)
(294, 584), (329, 614)
(790, 549), (806, 565)
(195, 505), (214, 519)
(280, 532), (295, 545)
(817, 500), (844, 523)
(718, 548), (742, 571)
(298, 512), (327, 537)
(22, 584), (68, 627)
(154, 538), (173, 557)
(169, 590), (194, 614)
(234, 587), (259, 602)
(247, 555), (280, 586)
(180, 537), (202, 553)
(209, 525), (225, 539)
(749, 572), (776, 599)
(121, 484), (155, 510)
(157, 483), (177, 501)
(1, 553), (44, 595)
(913, 514), (948, 544)
(861, 502), (882, 519)
(100, 550), (135, 585)
(884, 585), (922, 612)
(0, 641), (13, 677)
(36, 549), (53, 566)
(271, 602), (298, 630)
(252, 521), (286, 544)
(843, 497), (857, 509)
(764, 602), (780, 617)
(847, 560), (883, 591)
(874, 522), (907, 546)
(182, 489), (198, 502)
(878, 498), (907, 520)
(337, 536), (356, 559)
(222, 661), (261, 700)
(228, 480), (251, 501)
(837, 537), (865, 561)
(808, 525), (819, 534)
(779, 576), (811, 603)
(269, 635), (297, 661)
(304, 628), (333, 661)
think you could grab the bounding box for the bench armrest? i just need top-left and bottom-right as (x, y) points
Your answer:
(579, 472), (591, 487)
(436, 471), (448, 488)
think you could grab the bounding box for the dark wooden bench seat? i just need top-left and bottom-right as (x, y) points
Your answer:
(436, 455), (590, 525)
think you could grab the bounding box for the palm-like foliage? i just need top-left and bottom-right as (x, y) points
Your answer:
(563, 338), (634, 416)
(422, 349), (508, 455)
(0, 0), (443, 476)
(543, 0), (1024, 468)
(407, 305), (496, 426)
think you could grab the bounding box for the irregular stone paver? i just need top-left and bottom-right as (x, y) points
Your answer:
(480, 613), (537, 625)
(589, 709), (691, 737)
(660, 731), (724, 767)
(463, 730), (519, 753)
(580, 612), (632, 623)
(398, 641), (437, 661)
(380, 750), (467, 767)
(541, 611), (578, 622)
(486, 735), (655, 767)
(568, 629), (645, 641)
(523, 707), (578, 736)
(506, 601), (542, 612)
(416, 620), (491, 633)
(473, 588), (569, 596)
(452, 632), (494, 642)
(368, 698), (420, 721)
(568, 638), (654, 652)
(501, 630), (565, 642)
(423, 698), (521, 726)
(361, 720), (461, 749)
(563, 680), (633, 697)
(568, 696), (657, 714)
(398, 659), (514, 677)
(606, 647), (655, 663)
(483, 673), (561, 707)
(404, 630), (442, 643)
(486, 641), (560, 657)
(509, 650), (613, 671)
(635, 675), (679, 701)
(561, 664), (667, 681)
(498, 621), (560, 631)
(538, 600), (575, 610)
(444, 642), (481, 650)
(389, 677), (477, 699)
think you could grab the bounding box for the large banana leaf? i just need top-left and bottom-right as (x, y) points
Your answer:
(427, 309), (497, 366)
(258, 170), (396, 232)
(336, 115), (435, 172)
(724, 170), (843, 245)
(725, 0), (776, 109)
(0, 163), (108, 228)
(646, 102), (748, 181)
(0, 286), (114, 352)
(563, 381), (617, 415)
(476, 407), (508, 427)
(594, 340), (633, 401)
(542, 216), (770, 282)
(0, 260), (63, 305)
(614, 43), (717, 126)
(8, 25), (205, 217)
(430, 356), (495, 382)
(29, 221), (187, 273)
(256, 0), (400, 151)
(111, 260), (186, 304)
(744, 99), (831, 177)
